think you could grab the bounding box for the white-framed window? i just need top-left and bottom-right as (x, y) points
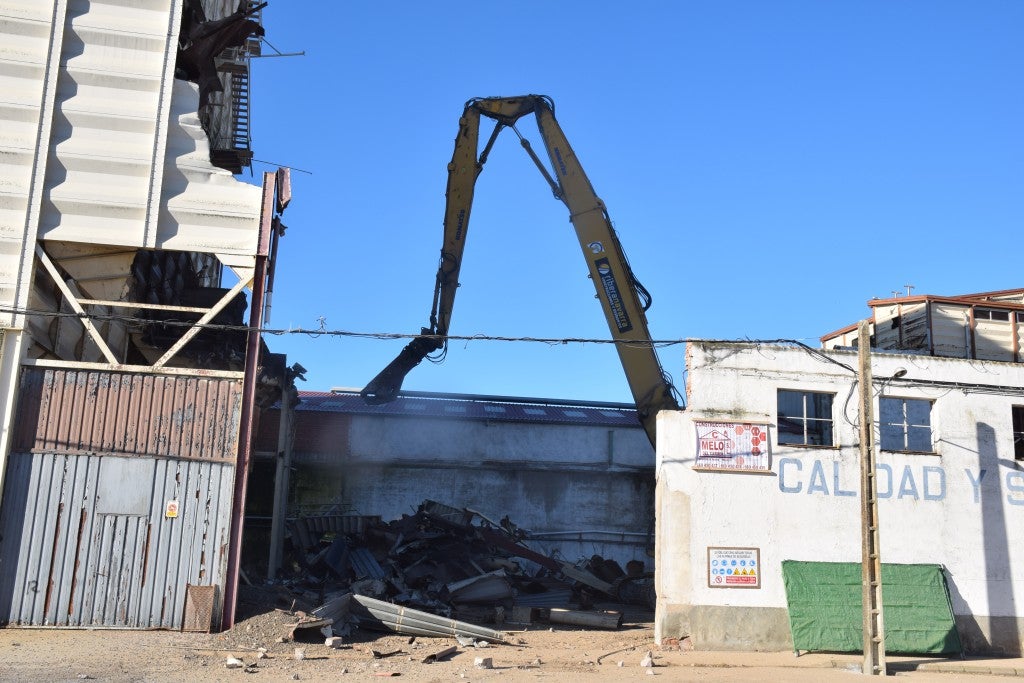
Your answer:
(880, 397), (933, 453)
(777, 389), (834, 446)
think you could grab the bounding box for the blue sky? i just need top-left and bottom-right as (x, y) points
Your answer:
(246, 2), (1024, 403)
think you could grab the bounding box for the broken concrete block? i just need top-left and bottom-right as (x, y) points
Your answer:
(325, 636), (345, 648)
(640, 650), (654, 667)
(474, 656), (493, 669)
(225, 657), (244, 669)
(294, 647), (306, 661)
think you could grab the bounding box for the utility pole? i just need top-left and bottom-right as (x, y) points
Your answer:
(858, 320), (886, 675)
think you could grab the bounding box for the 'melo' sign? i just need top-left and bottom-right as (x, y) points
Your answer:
(694, 421), (770, 472)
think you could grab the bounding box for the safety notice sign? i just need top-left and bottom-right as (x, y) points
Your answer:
(707, 546), (761, 589)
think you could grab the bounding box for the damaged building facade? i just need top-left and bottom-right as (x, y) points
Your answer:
(0, 0), (290, 630)
(251, 389), (657, 575)
(655, 289), (1024, 655)
(244, 389), (659, 626)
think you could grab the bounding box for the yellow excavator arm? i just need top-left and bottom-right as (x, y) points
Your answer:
(361, 95), (680, 446)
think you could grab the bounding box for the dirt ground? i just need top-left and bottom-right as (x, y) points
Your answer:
(0, 595), (1005, 683)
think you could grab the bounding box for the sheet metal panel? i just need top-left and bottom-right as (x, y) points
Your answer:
(11, 0), (261, 267)
(0, 366), (240, 628)
(15, 367), (242, 461)
(1017, 317), (1024, 363)
(0, 0), (67, 319)
(975, 318), (1014, 362)
(900, 303), (930, 351)
(0, 451), (234, 627)
(873, 302), (928, 352)
(931, 303), (971, 359)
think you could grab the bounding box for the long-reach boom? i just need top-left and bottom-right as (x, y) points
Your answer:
(361, 95), (680, 446)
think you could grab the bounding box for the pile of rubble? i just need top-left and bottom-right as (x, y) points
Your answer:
(272, 499), (655, 640)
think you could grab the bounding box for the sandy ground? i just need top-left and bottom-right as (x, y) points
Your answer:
(0, 601), (1008, 683)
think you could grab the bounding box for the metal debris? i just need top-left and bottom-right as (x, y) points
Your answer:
(422, 645), (457, 664)
(352, 594), (506, 643)
(255, 498), (655, 645)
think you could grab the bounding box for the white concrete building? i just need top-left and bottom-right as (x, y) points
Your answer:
(656, 333), (1024, 654)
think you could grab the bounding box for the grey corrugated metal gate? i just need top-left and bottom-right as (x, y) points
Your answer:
(0, 367), (242, 628)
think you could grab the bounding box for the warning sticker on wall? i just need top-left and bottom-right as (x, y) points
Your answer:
(708, 546), (761, 589)
(694, 421), (770, 472)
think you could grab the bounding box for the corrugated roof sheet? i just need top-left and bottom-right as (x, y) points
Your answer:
(292, 391), (642, 429)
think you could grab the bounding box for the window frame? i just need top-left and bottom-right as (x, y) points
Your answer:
(1013, 406), (1024, 461)
(776, 389), (836, 448)
(879, 396), (934, 454)
(975, 308), (1010, 322)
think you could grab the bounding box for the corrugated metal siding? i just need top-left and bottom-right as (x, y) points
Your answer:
(900, 303), (929, 350)
(821, 328), (859, 349)
(0, 367), (241, 628)
(1017, 316), (1024, 363)
(975, 318), (1014, 362)
(0, 0), (262, 278)
(0, 0), (65, 318)
(0, 451), (233, 627)
(873, 304), (900, 349)
(932, 303), (971, 359)
(874, 303), (928, 352)
(15, 368), (242, 461)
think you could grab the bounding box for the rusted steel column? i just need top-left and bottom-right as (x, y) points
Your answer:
(223, 171), (275, 629)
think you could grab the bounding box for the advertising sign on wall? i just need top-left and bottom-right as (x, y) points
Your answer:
(708, 546), (761, 589)
(694, 421), (770, 472)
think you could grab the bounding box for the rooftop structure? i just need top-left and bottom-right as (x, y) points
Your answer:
(822, 288), (1024, 362)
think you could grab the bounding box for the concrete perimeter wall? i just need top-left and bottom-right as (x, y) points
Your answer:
(290, 413), (656, 570)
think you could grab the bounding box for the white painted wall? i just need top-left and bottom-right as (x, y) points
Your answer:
(656, 340), (1024, 652)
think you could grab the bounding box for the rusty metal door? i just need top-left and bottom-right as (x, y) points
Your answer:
(0, 367), (242, 628)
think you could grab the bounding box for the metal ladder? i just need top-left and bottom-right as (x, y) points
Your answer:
(858, 320), (886, 675)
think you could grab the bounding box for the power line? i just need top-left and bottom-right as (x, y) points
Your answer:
(0, 305), (828, 350)
(8, 304), (1024, 395)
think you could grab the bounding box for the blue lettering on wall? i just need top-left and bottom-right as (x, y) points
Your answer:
(965, 469), (986, 504)
(808, 461), (829, 495)
(1006, 471), (1024, 506)
(898, 466), (920, 500)
(774, 459), (1001, 506)
(833, 461), (856, 497)
(923, 466), (946, 501)
(876, 464), (893, 499)
(779, 458), (802, 493)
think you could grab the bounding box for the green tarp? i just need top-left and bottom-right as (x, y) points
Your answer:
(781, 561), (962, 655)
